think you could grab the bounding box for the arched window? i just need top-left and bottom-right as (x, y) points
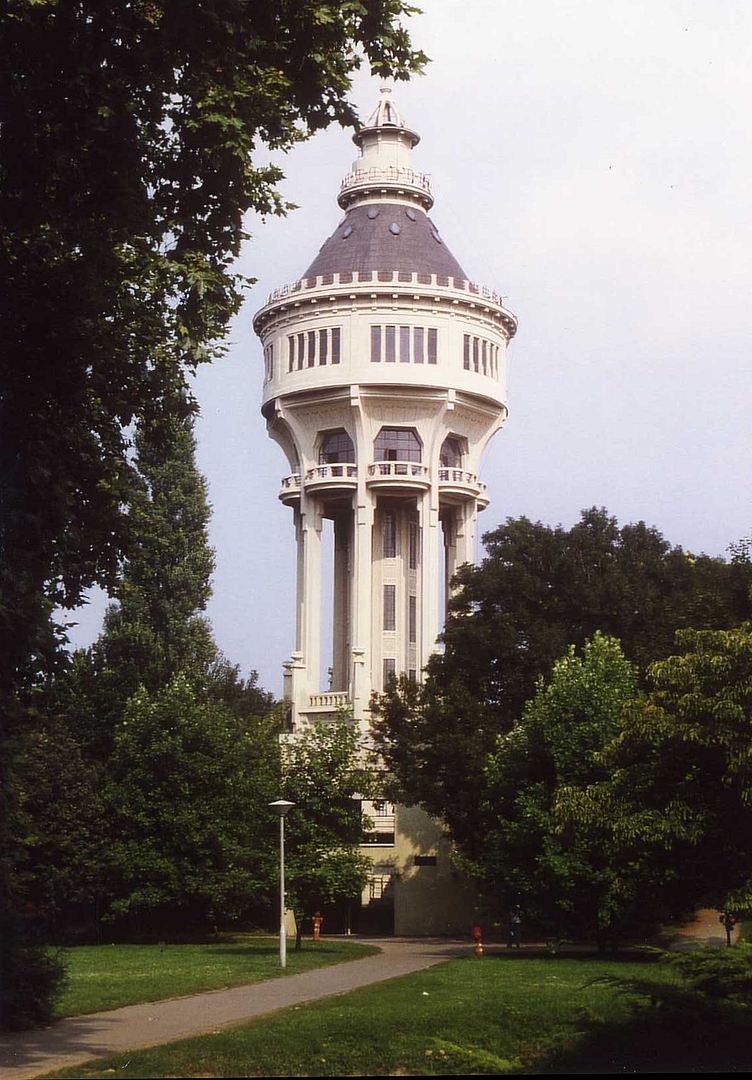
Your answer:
(374, 428), (421, 463)
(440, 437), (462, 468)
(319, 430), (355, 464)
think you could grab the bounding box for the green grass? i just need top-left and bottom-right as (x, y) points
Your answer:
(53, 936), (377, 1019)
(43, 949), (752, 1077)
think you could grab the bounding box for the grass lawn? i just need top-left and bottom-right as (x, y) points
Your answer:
(42, 949), (752, 1077)
(53, 937), (378, 1019)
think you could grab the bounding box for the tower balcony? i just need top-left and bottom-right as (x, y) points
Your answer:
(279, 466), (358, 505)
(305, 463), (358, 495)
(279, 473), (301, 505)
(438, 467), (489, 508)
(338, 166), (433, 211)
(366, 460), (431, 493)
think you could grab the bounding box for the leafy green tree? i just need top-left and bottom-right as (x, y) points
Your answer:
(281, 721), (374, 947)
(372, 509), (752, 861)
(62, 405), (219, 758)
(561, 623), (752, 920)
(1, 3), (424, 1023)
(38, 404), (276, 931)
(15, 712), (106, 937)
(1, 0), (426, 697)
(105, 676), (279, 929)
(58, 400), (274, 743)
(481, 634), (641, 943)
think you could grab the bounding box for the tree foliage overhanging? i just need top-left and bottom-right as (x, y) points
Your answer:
(1, 0), (426, 1027)
(0, 0), (426, 701)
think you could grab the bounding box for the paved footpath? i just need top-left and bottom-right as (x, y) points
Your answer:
(0, 939), (466, 1080)
(664, 907), (740, 950)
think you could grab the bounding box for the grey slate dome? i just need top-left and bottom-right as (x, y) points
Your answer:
(303, 203), (467, 280)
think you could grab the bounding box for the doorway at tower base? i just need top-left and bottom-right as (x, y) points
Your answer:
(357, 804), (484, 936)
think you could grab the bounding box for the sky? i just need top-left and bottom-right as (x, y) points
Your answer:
(68, 0), (752, 695)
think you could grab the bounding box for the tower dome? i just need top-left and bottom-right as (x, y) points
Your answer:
(303, 86), (465, 279)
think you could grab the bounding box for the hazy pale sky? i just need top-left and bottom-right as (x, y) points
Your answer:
(69, 0), (752, 695)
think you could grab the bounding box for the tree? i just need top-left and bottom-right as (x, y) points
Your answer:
(372, 509), (752, 861)
(104, 676), (279, 929)
(1, 1), (425, 1024)
(1, 0), (426, 695)
(61, 403), (220, 759)
(33, 403), (277, 933)
(560, 623), (752, 920)
(481, 634), (643, 943)
(280, 720), (375, 947)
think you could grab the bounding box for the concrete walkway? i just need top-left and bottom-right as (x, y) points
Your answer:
(0, 939), (466, 1080)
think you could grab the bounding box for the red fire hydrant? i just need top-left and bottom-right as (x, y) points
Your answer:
(472, 923), (484, 958)
(313, 911), (323, 942)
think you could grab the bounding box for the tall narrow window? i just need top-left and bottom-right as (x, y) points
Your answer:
(307, 330), (316, 367)
(427, 327), (437, 364)
(297, 332), (305, 370)
(482, 339), (488, 375)
(288, 335), (296, 372)
(472, 336), (479, 372)
(463, 334), (470, 370)
(383, 658), (396, 687)
(331, 327), (341, 364)
(385, 325), (396, 362)
(400, 326), (410, 363)
(408, 595), (417, 643)
(409, 522), (419, 570)
(319, 328), (328, 364)
(383, 585), (396, 631)
(383, 512), (396, 558)
(414, 327), (424, 364)
(371, 325), (382, 362)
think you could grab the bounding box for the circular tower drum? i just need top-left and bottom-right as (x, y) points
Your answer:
(254, 87), (517, 731)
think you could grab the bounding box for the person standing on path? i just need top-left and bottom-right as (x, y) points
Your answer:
(508, 905), (523, 948)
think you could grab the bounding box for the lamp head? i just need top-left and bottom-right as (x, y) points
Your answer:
(269, 799), (295, 817)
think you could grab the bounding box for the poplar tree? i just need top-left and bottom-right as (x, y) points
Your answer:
(25, 397), (278, 934)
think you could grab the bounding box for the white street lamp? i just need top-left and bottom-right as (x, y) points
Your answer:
(269, 800), (295, 967)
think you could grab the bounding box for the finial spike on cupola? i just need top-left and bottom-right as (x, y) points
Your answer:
(363, 85), (407, 130)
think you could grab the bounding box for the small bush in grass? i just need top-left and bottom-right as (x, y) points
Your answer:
(0, 918), (67, 1031)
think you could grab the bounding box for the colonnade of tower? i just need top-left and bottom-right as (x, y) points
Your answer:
(254, 88), (517, 734)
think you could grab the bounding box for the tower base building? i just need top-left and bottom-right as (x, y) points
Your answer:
(254, 89), (517, 934)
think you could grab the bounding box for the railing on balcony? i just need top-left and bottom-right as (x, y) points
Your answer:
(340, 166), (432, 192)
(279, 473), (301, 493)
(308, 691), (350, 709)
(367, 461), (430, 482)
(438, 467), (487, 494)
(305, 464), (358, 483)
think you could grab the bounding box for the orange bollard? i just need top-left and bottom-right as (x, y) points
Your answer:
(313, 911), (323, 941)
(472, 923), (484, 958)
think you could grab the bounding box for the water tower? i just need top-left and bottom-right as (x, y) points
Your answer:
(253, 88), (517, 933)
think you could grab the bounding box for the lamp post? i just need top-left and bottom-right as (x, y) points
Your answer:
(269, 800), (294, 967)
